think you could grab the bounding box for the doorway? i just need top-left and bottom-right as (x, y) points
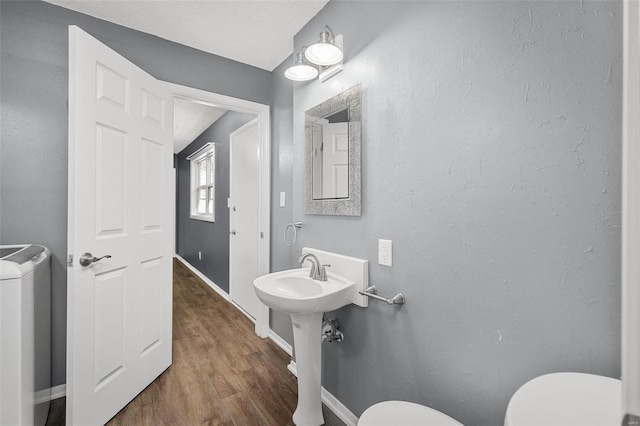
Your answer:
(167, 82), (271, 337)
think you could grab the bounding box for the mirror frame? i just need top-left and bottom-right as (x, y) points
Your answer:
(304, 83), (362, 216)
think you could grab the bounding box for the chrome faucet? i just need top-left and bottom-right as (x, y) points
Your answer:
(297, 253), (330, 281)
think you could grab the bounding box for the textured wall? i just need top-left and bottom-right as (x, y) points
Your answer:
(269, 56), (296, 344)
(176, 111), (254, 292)
(285, 1), (622, 425)
(0, 0), (271, 386)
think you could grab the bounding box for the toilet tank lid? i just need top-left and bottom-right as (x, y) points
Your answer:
(505, 372), (622, 426)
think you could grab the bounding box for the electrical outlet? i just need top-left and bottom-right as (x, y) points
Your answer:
(378, 239), (392, 266)
(198, 251), (202, 260)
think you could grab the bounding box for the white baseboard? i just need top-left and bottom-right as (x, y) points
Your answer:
(268, 330), (293, 356)
(287, 360), (297, 376)
(285, 361), (358, 426)
(230, 300), (256, 323)
(50, 384), (66, 400)
(174, 255), (230, 301)
(34, 384), (66, 404)
(322, 386), (359, 426)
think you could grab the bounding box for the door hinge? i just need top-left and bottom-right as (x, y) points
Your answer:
(67, 254), (74, 267)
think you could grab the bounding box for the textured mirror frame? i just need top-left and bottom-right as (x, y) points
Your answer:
(304, 83), (362, 216)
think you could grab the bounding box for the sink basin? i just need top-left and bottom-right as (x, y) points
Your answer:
(253, 268), (356, 314)
(253, 249), (369, 426)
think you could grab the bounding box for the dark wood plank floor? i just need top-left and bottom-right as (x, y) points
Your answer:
(47, 259), (346, 426)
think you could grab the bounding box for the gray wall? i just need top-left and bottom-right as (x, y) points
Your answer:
(278, 1), (622, 425)
(269, 56), (296, 344)
(176, 111), (254, 292)
(0, 0), (272, 386)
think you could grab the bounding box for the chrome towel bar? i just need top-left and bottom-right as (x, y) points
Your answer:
(359, 286), (405, 305)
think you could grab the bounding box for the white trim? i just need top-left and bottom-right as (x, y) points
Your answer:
(50, 384), (67, 400)
(321, 386), (359, 426)
(622, 0), (640, 418)
(172, 168), (177, 257)
(189, 143), (216, 222)
(165, 82), (271, 337)
(190, 214), (215, 222)
(34, 384), (67, 404)
(186, 142), (215, 160)
(231, 301), (257, 324)
(288, 360), (298, 376)
(268, 330), (293, 356)
(286, 361), (358, 426)
(174, 255), (230, 301)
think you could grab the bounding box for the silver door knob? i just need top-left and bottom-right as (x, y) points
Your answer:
(230, 230), (236, 235)
(79, 252), (112, 267)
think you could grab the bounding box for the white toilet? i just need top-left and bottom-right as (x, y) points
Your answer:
(505, 372), (622, 426)
(358, 400), (463, 426)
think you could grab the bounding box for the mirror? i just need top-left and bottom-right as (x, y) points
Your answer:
(304, 83), (361, 216)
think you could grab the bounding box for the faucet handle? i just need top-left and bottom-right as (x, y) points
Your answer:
(319, 264), (331, 281)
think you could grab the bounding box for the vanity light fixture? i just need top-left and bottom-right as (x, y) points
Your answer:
(305, 25), (343, 66)
(284, 49), (318, 81)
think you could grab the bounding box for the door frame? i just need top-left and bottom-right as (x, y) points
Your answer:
(165, 82), (271, 337)
(622, 0), (640, 419)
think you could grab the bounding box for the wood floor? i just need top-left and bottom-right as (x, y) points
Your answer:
(47, 258), (346, 426)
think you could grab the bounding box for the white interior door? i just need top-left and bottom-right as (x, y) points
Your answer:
(67, 26), (173, 425)
(311, 124), (323, 199)
(322, 122), (349, 198)
(229, 118), (261, 319)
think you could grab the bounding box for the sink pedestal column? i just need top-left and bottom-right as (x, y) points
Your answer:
(290, 312), (324, 426)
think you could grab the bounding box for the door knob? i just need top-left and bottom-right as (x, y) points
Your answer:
(230, 230), (236, 235)
(79, 252), (112, 267)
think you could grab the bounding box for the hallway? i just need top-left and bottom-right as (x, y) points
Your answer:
(108, 259), (298, 424)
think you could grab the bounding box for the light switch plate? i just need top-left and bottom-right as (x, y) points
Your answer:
(378, 239), (392, 266)
(280, 192), (286, 207)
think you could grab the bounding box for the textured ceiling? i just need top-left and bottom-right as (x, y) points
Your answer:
(43, 0), (328, 71)
(173, 99), (228, 154)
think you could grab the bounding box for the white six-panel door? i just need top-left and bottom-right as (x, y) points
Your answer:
(67, 26), (173, 425)
(322, 122), (349, 199)
(229, 118), (261, 320)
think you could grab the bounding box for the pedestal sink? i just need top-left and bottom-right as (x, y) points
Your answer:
(253, 248), (368, 426)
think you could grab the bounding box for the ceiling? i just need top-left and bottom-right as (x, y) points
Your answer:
(44, 0), (329, 152)
(173, 99), (228, 153)
(43, 0), (329, 71)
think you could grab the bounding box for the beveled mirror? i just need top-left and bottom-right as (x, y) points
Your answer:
(304, 83), (361, 215)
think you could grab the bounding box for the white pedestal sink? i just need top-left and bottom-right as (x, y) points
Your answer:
(253, 248), (368, 426)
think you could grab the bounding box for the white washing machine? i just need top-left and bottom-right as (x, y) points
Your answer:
(0, 244), (51, 426)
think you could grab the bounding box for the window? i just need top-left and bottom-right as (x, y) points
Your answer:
(189, 143), (215, 222)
